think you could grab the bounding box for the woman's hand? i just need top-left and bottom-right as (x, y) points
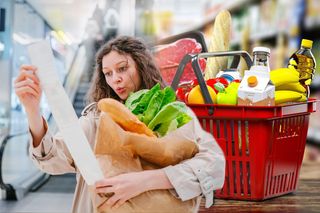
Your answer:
(95, 169), (173, 209)
(14, 65), (42, 115)
(14, 64), (46, 147)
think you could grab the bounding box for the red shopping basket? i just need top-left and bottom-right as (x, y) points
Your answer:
(190, 100), (316, 200)
(171, 51), (317, 200)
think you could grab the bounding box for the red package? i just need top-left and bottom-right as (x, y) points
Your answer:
(154, 38), (206, 84)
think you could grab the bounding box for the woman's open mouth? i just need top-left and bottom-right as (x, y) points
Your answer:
(116, 87), (126, 94)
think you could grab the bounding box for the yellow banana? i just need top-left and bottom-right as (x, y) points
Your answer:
(288, 58), (298, 66)
(298, 94), (307, 102)
(276, 82), (306, 93)
(270, 68), (299, 87)
(271, 67), (299, 77)
(275, 90), (303, 105)
(288, 65), (296, 71)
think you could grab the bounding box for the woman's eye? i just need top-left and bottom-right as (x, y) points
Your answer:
(104, 72), (112, 77)
(118, 65), (128, 72)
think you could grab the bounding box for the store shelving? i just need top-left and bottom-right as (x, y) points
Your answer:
(182, 0), (251, 33)
(230, 28), (284, 47)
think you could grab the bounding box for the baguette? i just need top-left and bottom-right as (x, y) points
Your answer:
(97, 98), (155, 137)
(205, 10), (232, 79)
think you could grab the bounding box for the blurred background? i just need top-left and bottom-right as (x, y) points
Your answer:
(0, 0), (319, 212)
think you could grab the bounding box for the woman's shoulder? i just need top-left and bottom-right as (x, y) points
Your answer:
(81, 102), (98, 117)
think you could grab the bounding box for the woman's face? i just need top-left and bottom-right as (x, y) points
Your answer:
(102, 51), (142, 100)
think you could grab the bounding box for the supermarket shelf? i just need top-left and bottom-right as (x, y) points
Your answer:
(182, 0), (320, 48)
(230, 28), (284, 46)
(182, 0), (251, 33)
(305, 17), (320, 30)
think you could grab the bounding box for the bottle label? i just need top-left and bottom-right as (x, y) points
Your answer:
(295, 54), (315, 82)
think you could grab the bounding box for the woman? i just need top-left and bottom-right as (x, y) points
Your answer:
(14, 36), (225, 212)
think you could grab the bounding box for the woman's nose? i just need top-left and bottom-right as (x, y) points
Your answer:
(112, 73), (122, 83)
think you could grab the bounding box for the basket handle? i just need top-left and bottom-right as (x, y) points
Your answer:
(171, 51), (252, 115)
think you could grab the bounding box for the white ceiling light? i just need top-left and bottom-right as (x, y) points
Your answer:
(26, 0), (98, 43)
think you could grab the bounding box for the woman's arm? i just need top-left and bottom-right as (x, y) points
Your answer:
(15, 65), (98, 175)
(29, 108), (97, 175)
(14, 65), (46, 147)
(28, 118), (76, 174)
(27, 109), (46, 147)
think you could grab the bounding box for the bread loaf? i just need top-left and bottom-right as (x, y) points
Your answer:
(205, 10), (232, 79)
(97, 98), (155, 137)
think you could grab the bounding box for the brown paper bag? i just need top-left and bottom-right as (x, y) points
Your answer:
(91, 112), (199, 213)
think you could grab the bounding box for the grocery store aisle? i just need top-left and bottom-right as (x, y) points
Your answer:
(0, 174), (76, 213)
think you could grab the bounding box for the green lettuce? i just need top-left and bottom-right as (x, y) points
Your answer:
(126, 84), (192, 137)
(125, 89), (148, 111)
(131, 83), (161, 115)
(142, 90), (164, 125)
(148, 102), (190, 129)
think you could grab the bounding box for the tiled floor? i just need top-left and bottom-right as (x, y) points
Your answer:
(0, 192), (73, 213)
(0, 174), (76, 213)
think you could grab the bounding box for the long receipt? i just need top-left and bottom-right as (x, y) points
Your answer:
(27, 41), (104, 185)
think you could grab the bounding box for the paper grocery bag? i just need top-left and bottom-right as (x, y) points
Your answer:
(90, 112), (199, 213)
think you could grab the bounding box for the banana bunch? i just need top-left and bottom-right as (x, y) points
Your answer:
(271, 61), (307, 105)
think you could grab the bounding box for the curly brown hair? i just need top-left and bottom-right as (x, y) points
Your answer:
(87, 36), (165, 103)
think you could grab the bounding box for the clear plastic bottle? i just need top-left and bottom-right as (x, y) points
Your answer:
(288, 39), (316, 86)
(250, 47), (271, 72)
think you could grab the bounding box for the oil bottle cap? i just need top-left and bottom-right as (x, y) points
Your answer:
(301, 39), (313, 48)
(247, 75), (258, 87)
(253, 47), (270, 54)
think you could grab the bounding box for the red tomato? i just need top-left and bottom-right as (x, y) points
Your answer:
(175, 81), (193, 101)
(176, 87), (185, 101)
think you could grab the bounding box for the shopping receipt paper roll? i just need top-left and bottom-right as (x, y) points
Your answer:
(27, 41), (104, 185)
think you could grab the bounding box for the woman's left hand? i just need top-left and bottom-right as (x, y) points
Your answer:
(95, 171), (149, 209)
(95, 169), (173, 209)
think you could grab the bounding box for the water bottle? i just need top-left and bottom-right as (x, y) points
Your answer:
(251, 47), (271, 72)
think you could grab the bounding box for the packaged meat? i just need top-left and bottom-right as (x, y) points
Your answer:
(154, 38), (206, 84)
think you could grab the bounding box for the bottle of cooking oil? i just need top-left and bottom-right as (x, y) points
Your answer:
(288, 39), (316, 86)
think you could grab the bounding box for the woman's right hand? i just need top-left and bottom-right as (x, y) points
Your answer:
(15, 65), (46, 147)
(14, 65), (42, 115)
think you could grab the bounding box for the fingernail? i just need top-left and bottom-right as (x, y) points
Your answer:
(26, 77), (34, 83)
